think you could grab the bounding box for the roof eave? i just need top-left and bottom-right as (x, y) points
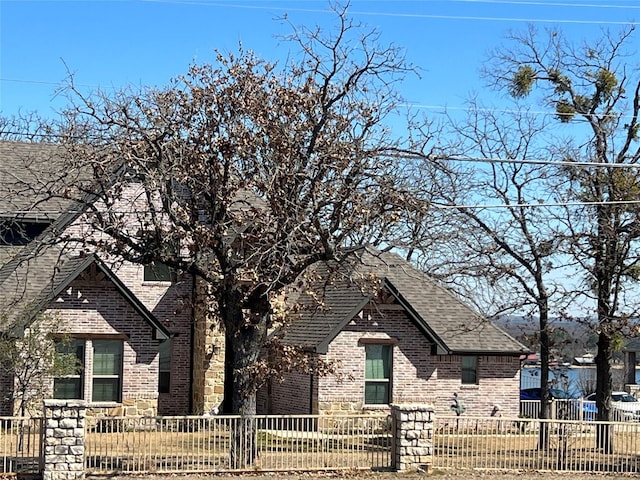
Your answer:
(449, 348), (532, 356)
(92, 257), (171, 341)
(314, 294), (375, 354)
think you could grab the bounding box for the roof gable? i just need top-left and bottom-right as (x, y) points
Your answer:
(0, 244), (169, 341)
(281, 248), (528, 355)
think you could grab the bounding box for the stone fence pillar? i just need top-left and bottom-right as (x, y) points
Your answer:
(43, 399), (87, 480)
(390, 403), (435, 472)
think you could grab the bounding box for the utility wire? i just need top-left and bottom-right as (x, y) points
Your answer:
(434, 199), (640, 210)
(1, 130), (639, 169)
(3, 196), (640, 215)
(402, 155), (640, 169)
(2, 87), (638, 122)
(141, 0), (640, 24)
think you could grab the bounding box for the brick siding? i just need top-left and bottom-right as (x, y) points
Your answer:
(38, 277), (161, 412)
(259, 371), (315, 415)
(265, 306), (521, 417)
(57, 212), (195, 415)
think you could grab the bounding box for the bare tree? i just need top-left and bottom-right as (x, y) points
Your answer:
(487, 24), (640, 451)
(406, 100), (568, 449)
(25, 6), (429, 428)
(0, 313), (79, 417)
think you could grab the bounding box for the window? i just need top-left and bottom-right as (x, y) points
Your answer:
(461, 356), (478, 384)
(54, 340), (85, 399)
(158, 339), (171, 394)
(92, 340), (123, 402)
(0, 221), (50, 246)
(364, 344), (392, 405)
(53, 339), (124, 403)
(144, 262), (175, 282)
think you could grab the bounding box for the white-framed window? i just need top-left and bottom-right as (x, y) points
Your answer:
(53, 339), (85, 400)
(461, 355), (478, 385)
(92, 340), (123, 402)
(364, 344), (392, 405)
(54, 338), (123, 403)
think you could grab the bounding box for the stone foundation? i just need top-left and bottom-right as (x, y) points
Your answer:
(87, 394), (158, 418)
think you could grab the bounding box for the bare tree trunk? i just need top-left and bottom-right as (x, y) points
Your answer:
(593, 204), (615, 454)
(595, 331), (614, 453)
(538, 306), (552, 451)
(221, 286), (268, 468)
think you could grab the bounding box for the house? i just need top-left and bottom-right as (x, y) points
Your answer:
(0, 142), (196, 416)
(259, 249), (529, 417)
(1, 141), (527, 419)
(0, 246), (169, 415)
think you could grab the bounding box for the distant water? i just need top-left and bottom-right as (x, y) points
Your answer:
(521, 366), (640, 396)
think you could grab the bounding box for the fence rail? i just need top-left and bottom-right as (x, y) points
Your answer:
(434, 415), (640, 473)
(7, 410), (640, 476)
(84, 413), (392, 474)
(520, 399), (596, 420)
(0, 416), (42, 474)
(520, 398), (640, 423)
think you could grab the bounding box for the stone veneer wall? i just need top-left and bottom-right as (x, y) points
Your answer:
(191, 279), (226, 414)
(87, 394), (158, 417)
(43, 399), (86, 480)
(390, 403), (434, 471)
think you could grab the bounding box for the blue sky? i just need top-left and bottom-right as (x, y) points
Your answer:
(1, 1), (639, 121)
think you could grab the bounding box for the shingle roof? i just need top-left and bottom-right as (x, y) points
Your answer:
(281, 248), (529, 355)
(0, 242), (170, 341)
(0, 141), (87, 222)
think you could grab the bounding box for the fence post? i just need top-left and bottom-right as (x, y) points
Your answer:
(42, 399), (87, 480)
(390, 403), (434, 472)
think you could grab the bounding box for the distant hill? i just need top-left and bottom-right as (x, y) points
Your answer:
(494, 315), (597, 363)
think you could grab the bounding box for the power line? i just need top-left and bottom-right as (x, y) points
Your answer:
(142, 0), (640, 24)
(400, 103), (640, 121)
(2, 80), (638, 123)
(434, 199), (640, 210)
(1, 84), (637, 122)
(446, 0), (640, 9)
(441, 155), (640, 169)
(3, 195), (640, 217)
(386, 153), (640, 169)
(1, 130), (638, 170)
(0, 78), (104, 89)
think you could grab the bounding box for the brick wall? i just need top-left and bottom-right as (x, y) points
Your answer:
(316, 308), (436, 414)
(34, 276), (161, 414)
(259, 371), (315, 415)
(434, 354), (521, 417)
(103, 260), (194, 415)
(57, 188), (196, 415)
(268, 306), (521, 417)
